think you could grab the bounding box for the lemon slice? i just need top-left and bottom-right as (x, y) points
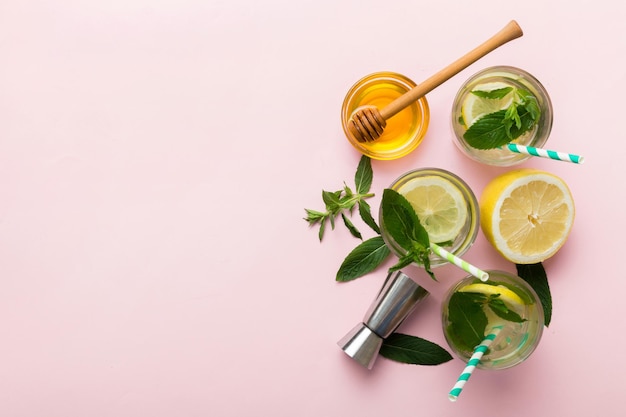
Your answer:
(480, 169), (575, 264)
(398, 176), (468, 243)
(461, 81), (514, 127)
(459, 283), (525, 308)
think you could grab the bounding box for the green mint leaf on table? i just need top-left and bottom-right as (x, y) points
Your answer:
(354, 154), (373, 195)
(380, 333), (453, 366)
(304, 209), (325, 225)
(447, 292), (488, 352)
(318, 217), (326, 241)
(336, 236), (391, 282)
(463, 87), (540, 150)
(380, 189), (435, 279)
(516, 263), (552, 326)
(342, 184), (354, 199)
(358, 199), (380, 234)
(303, 156), (377, 241)
(322, 190), (341, 212)
(341, 213), (362, 240)
(471, 87), (513, 99)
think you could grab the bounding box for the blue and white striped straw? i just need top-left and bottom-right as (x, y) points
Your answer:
(503, 143), (584, 164)
(430, 243), (489, 281)
(449, 326), (503, 402)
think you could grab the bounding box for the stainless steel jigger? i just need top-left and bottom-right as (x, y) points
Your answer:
(337, 270), (429, 369)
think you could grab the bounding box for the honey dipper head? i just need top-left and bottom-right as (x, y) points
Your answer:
(347, 106), (387, 143)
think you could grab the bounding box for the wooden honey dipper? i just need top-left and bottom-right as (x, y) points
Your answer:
(347, 20), (524, 143)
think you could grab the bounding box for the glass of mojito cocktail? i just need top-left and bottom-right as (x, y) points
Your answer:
(451, 66), (553, 167)
(442, 270), (544, 370)
(379, 168), (479, 268)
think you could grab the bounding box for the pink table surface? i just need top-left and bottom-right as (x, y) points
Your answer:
(1, 1), (624, 416)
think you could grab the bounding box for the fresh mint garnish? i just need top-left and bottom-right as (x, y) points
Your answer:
(447, 292), (488, 352)
(463, 87), (540, 150)
(380, 189), (435, 280)
(516, 263), (552, 326)
(336, 236), (391, 282)
(380, 333), (453, 366)
(471, 87), (513, 99)
(485, 295), (525, 323)
(304, 155), (378, 241)
(447, 288), (526, 352)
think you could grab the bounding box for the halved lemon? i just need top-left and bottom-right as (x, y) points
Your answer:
(480, 169), (575, 264)
(461, 81), (514, 127)
(398, 176), (468, 243)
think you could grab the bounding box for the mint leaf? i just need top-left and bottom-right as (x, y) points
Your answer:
(318, 217), (327, 241)
(516, 263), (552, 326)
(471, 87), (513, 99)
(504, 102), (522, 133)
(506, 105), (536, 138)
(464, 105), (536, 149)
(517, 88), (541, 121)
(322, 190), (341, 213)
(463, 110), (509, 149)
(342, 184), (354, 200)
(380, 189), (435, 279)
(358, 199), (380, 234)
(304, 209), (325, 225)
(388, 252), (416, 272)
(341, 213), (362, 240)
(336, 236), (391, 282)
(354, 155), (373, 195)
(487, 296), (525, 323)
(381, 189), (429, 248)
(447, 292), (487, 352)
(380, 333), (453, 365)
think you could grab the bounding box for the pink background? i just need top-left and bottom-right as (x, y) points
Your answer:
(1, 1), (624, 415)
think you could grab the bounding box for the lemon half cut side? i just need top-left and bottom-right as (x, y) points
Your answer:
(480, 169), (575, 264)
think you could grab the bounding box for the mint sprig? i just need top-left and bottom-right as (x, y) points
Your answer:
(380, 189), (435, 280)
(463, 87), (540, 150)
(447, 290), (525, 352)
(304, 155), (378, 241)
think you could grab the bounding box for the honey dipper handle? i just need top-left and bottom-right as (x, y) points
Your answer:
(379, 20), (524, 120)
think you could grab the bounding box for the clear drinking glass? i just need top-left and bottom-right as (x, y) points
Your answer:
(450, 66), (553, 167)
(341, 72), (430, 160)
(441, 270), (544, 370)
(379, 168), (479, 268)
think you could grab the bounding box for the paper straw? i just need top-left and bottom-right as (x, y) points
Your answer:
(503, 143), (584, 164)
(449, 326), (503, 402)
(430, 243), (489, 281)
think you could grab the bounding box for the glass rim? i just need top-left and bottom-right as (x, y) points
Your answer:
(341, 71), (430, 160)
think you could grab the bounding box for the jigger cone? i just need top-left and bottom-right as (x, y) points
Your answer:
(337, 271), (429, 369)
